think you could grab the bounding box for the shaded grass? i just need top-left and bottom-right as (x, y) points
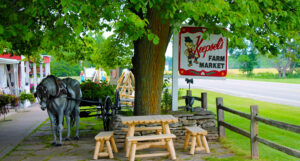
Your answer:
(178, 89), (300, 161)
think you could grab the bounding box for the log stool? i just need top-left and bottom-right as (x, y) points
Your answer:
(184, 126), (210, 155)
(94, 131), (118, 160)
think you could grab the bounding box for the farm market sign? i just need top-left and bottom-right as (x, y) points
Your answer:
(179, 27), (228, 77)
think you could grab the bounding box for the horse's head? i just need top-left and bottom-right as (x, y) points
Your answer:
(36, 75), (67, 111)
(36, 84), (48, 111)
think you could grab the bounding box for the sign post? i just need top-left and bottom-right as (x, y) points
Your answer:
(172, 26), (228, 111)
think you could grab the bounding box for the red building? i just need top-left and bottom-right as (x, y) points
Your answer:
(0, 54), (51, 95)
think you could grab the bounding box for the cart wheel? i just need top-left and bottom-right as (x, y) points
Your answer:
(103, 96), (112, 131)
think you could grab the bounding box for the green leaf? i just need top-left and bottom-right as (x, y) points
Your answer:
(149, 1), (153, 8)
(0, 25), (3, 34)
(153, 36), (159, 45)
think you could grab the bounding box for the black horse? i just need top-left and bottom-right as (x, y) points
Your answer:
(36, 75), (82, 146)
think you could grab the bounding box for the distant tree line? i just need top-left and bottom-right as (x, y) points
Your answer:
(229, 41), (299, 78)
(50, 57), (95, 77)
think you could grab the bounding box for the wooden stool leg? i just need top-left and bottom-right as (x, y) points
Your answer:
(129, 142), (137, 161)
(196, 135), (203, 148)
(167, 139), (176, 160)
(110, 136), (118, 153)
(190, 135), (196, 155)
(184, 132), (191, 149)
(126, 124), (135, 157)
(93, 141), (100, 160)
(124, 133), (128, 151)
(99, 139), (104, 152)
(106, 140), (114, 159)
(201, 135), (210, 153)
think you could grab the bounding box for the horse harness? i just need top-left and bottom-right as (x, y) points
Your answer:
(37, 76), (70, 102)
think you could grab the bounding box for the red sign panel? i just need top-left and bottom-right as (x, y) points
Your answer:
(179, 27), (228, 77)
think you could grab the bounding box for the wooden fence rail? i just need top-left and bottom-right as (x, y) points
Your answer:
(180, 92), (207, 110)
(216, 97), (300, 159)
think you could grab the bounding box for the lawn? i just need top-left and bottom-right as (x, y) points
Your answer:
(227, 74), (300, 84)
(227, 68), (300, 84)
(178, 88), (300, 161)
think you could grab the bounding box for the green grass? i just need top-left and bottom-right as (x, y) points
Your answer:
(227, 74), (300, 84)
(178, 89), (300, 161)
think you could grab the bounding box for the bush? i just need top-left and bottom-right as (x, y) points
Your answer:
(0, 94), (19, 107)
(0, 94), (9, 108)
(161, 88), (172, 114)
(19, 92), (36, 104)
(8, 95), (19, 106)
(0, 94), (19, 118)
(80, 80), (116, 102)
(161, 78), (172, 114)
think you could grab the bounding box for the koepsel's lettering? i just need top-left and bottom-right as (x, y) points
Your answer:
(199, 62), (225, 69)
(195, 35), (224, 58)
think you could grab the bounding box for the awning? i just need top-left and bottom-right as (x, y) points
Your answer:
(0, 58), (19, 64)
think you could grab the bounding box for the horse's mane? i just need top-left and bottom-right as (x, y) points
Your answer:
(39, 75), (67, 98)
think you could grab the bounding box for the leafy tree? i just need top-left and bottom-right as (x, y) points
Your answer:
(238, 54), (257, 75)
(0, 0), (299, 115)
(50, 58), (82, 77)
(87, 33), (133, 70)
(271, 41), (299, 77)
(233, 43), (258, 75)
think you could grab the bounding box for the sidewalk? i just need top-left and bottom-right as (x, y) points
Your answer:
(0, 104), (48, 159)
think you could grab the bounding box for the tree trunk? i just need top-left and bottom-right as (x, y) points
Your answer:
(289, 62), (296, 74)
(132, 8), (171, 115)
(282, 69), (286, 78)
(282, 57), (292, 78)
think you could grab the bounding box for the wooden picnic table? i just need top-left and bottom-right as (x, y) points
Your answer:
(120, 115), (178, 160)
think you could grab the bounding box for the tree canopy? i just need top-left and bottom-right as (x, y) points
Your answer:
(1, 0), (298, 56)
(0, 0), (299, 114)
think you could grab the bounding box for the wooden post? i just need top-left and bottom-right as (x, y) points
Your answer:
(251, 105), (259, 159)
(33, 63), (37, 92)
(186, 90), (192, 97)
(201, 92), (207, 110)
(216, 97), (225, 138)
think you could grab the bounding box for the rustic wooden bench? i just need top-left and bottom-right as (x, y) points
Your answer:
(93, 131), (118, 160)
(127, 134), (176, 161)
(122, 126), (162, 133)
(184, 126), (210, 155)
(122, 126), (163, 149)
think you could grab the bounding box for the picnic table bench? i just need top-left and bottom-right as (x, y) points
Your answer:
(120, 115), (178, 161)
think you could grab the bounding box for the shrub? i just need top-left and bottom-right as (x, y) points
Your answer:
(161, 88), (172, 114)
(8, 95), (19, 106)
(161, 78), (172, 114)
(19, 92), (36, 104)
(0, 95), (9, 108)
(0, 94), (19, 119)
(80, 80), (116, 102)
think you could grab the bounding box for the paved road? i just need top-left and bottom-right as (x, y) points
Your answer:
(0, 104), (48, 159)
(178, 79), (300, 107)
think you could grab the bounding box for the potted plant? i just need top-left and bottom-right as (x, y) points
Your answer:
(0, 94), (10, 120)
(19, 92), (36, 108)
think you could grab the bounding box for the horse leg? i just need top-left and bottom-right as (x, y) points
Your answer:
(57, 110), (64, 146)
(74, 105), (80, 140)
(48, 111), (57, 145)
(65, 114), (71, 141)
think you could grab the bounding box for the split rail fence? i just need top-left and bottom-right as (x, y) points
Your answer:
(216, 97), (300, 159)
